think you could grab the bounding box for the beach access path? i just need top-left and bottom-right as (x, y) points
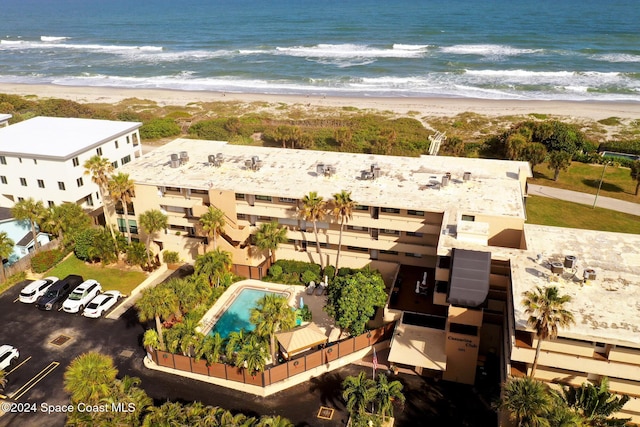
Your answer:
(528, 184), (640, 216)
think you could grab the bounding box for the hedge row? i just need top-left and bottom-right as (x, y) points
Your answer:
(31, 249), (65, 273)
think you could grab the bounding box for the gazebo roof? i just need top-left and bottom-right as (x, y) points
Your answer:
(276, 322), (328, 356)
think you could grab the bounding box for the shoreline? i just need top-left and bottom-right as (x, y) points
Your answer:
(2, 83), (640, 121)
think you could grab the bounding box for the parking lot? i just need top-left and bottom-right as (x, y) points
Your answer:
(0, 279), (496, 427)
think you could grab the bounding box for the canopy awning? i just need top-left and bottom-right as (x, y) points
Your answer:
(276, 322), (328, 357)
(388, 322), (447, 371)
(447, 248), (491, 308)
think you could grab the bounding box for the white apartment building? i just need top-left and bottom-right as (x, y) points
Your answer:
(0, 116), (142, 210)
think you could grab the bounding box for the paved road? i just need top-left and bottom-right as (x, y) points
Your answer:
(528, 184), (640, 216)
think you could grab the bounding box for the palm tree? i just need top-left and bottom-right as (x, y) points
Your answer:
(84, 155), (115, 238)
(257, 415), (294, 427)
(0, 232), (14, 283)
(498, 376), (553, 427)
(108, 172), (135, 244)
(12, 197), (46, 253)
(235, 334), (268, 374)
(331, 190), (355, 276)
(194, 249), (232, 287)
(561, 377), (631, 426)
(63, 352), (118, 404)
(254, 221), (288, 264)
(225, 329), (250, 363)
(138, 209), (168, 267)
(250, 294), (296, 366)
(200, 206), (226, 250)
(194, 332), (224, 365)
(522, 285), (575, 377)
(137, 285), (180, 350)
(342, 371), (376, 417)
(42, 202), (92, 248)
(299, 191), (327, 269)
(143, 329), (161, 352)
(374, 374), (405, 422)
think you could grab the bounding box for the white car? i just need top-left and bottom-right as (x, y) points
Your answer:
(82, 291), (122, 318)
(62, 280), (102, 314)
(0, 345), (19, 371)
(19, 277), (59, 304)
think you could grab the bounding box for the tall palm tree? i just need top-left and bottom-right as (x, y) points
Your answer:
(250, 294), (296, 366)
(194, 249), (232, 287)
(561, 377), (630, 426)
(138, 209), (168, 267)
(331, 190), (355, 276)
(84, 155), (115, 238)
(225, 329), (250, 363)
(0, 232), (15, 283)
(12, 197), (46, 253)
(299, 191), (327, 269)
(137, 285), (180, 350)
(374, 374), (405, 422)
(254, 221), (288, 264)
(235, 334), (268, 374)
(108, 172), (135, 244)
(342, 371), (376, 417)
(63, 352), (118, 404)
(194, 332), (224, 365)
(200, 206), (226, 250)
(498, 376), (553, 427)
(522, 285), (575, 377)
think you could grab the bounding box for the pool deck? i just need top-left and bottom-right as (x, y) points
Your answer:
(196, 279), (345, 343)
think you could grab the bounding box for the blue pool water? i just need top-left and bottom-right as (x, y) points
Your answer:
(209, 288), (285, 339)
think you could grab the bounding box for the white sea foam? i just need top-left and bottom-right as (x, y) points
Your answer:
(0, 40), (163, 52)
(40, 36), (70, 42)
(440, 44), (542, 57)
(592, 53), (640, 63)
(392, 44), (432, 51)
(275, 43), (426, 59)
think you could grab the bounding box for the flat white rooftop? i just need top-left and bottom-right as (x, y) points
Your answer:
(123, 139), (529, 218)
(0, 116), (141, 160)
(512, 224), (640, 348)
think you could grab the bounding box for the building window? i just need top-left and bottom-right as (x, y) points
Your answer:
(380, 250), (399, 255)
(0, 176), (6, 184)
(461, 214), (475, 222)
(278, 197), (297, 203)
(381, 207), (400, 214)
(127, 136), (131, 144)
(354, 204), (369, 211)
(255, 195), (272, 202)
(258, 215), (271, 221)
(407, 209), (425, 216)
(37, 179), (45, 188)
(121, 155), (131, 165)
(406, 231), (424, 237)
(85, 194), (94, 206)
(406, 252), (423, 258)
(191, 189), (208, 195)
(77, 177), (84, 187)
(133, 134), (139, 146)
(33, 159), (37, 165)
(20, 177), (27, 186)
(380, 229), (400, 236)
(237, 213), (247, 220)
(129, 220), (138, 234)
(72, 157), (79, 167)
(17, 197), (24, 202)
(47, 201), (55, 208)
(347, 225), (369, 232)
(347, 246), (369, 253)
(235, 193), (246, 200)
(58, 181), (66, 191)
(0, 156), (6, 165)
(96, 147), (103, 156)
(115, 140), (119, 149)
(18, 157), (22, 163)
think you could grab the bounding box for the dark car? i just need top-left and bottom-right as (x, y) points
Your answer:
(35, 275), (84, 311)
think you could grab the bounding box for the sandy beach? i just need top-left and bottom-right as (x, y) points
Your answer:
(1, 83), (640, 121)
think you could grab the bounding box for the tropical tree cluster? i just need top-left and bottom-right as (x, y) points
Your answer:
(498, 376), (631, 427)
(342, 371), (405, 425)
(63, 351), (293, 427)
(325, 270), (387, 336)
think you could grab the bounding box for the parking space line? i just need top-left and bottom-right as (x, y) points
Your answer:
(12, 297), (20, 303)
(5, 356), (31, 376)
(9, 362), (59, 401)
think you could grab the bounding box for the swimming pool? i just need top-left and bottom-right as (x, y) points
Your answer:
(209, 288), (286, 339)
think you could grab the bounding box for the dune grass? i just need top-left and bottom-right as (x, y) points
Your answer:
(46, 256), (146, 295)
(526, 195), (640, 234)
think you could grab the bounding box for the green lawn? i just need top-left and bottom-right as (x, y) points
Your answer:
(526, 195), (640, 234)
(46, 256), (147, 295)
(530, 161), (639, 203)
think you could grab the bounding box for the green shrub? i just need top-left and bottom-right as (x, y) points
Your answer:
(272, 259), (321, 277)
(188, 118), (230, 140)
(140, 118), (181, 139)
(323, 265), (335, 281)
(301, 270), (319, 284)
(31, 249), (65, 273)
(74, 228), (101, 261)
(126, 242), (148, 268)
(298, 305), (312, 322)
(268, 264), (283, 279)
(162, 250), (180, 264)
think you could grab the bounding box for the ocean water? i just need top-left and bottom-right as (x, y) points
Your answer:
(1, 0), (639, 101)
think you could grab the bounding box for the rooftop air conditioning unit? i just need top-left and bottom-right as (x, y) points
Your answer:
(316, 163), (325, 175)
(564, 255), (577, 269)
(583, 268), (596, 281)
(441, 175), (450, 186)
(325, 164), (336, 176)
(463, 171), (472, 181)
(550, 262), (564, 275)
(371, 164), (381, 179)
(170, 153), (180, 168)
(208, 154), (216, 164)
(179, 151), (189, 164)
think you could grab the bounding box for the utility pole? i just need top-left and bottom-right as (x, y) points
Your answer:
(592, 162), (611, 209)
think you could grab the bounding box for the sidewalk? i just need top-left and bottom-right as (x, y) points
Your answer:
(528, 184), (640, 216)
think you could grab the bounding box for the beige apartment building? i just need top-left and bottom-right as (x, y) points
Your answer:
(122, 138), (640, 421)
